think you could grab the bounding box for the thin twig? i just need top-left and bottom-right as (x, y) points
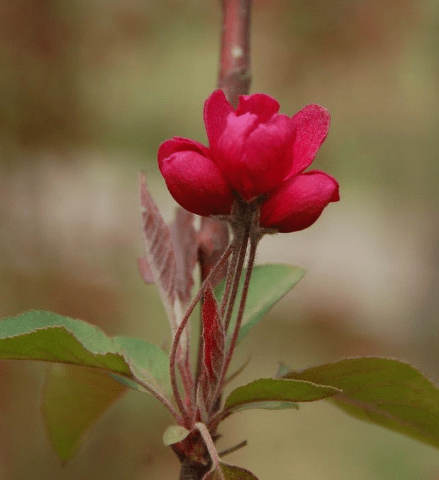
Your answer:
(218, 0), (252, 105)
(224, 236), (258, 364)
(220, 235), (240, 319)
(194, 423), (225, 480)
(209, 233), (258, 416)
(178, 362), (194, 408)
(219, 440), (248, 457)
(130, 374), (181, 423)
(223, 226), (250, 334)
(224, 356), (251, 385)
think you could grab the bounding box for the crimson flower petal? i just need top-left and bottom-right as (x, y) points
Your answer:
(236, 93), (280, 123)
(216, 113), (295, 200)
(288, 105), (331, 177)
(204, 89), (234, 150)
(158, 136), (210, 159)
(260, 170), (340, 233)
(158, 92), (339, 231)
(158, 139), (234, 217)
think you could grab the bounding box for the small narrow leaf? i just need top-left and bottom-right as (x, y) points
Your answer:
(163, 425), (190, 446)
(204, 463), (259, 480)
(140, 172), (177, 323)
(224, 378), (340, 415)
(172, 208), (198, 305)
(138, 207), (198, 302)
(198, 217), (230, 287)
(202, 285), (225, 384)
(137, 256), (154, 284)
(42, 364), (126, 463)
(284, 357), (439, 450)
(215, 264), (305, 344)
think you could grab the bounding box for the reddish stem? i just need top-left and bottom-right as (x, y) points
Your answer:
(218, 0), (252, 106)
(220, 244), (239, 319)
(223, 236), (258, 373)
(223, 226), (250, 334)
(208, 234), (258, 417)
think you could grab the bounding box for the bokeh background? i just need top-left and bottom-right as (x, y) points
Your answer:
(0, 0), (439, 478)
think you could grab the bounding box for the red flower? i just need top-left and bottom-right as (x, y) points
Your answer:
(158, 89), (339, 233)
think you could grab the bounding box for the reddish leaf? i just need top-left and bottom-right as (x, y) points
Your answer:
(198, 217), (229, 287)
(171, 208), (199, 305)
(202, 284), (225, 384)
(137, 256), (154, 284)
(140, 172), (177, 322)
(139, 187), (198, 306)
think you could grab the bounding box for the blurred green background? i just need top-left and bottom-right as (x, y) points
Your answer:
(0, 0), (439, 478)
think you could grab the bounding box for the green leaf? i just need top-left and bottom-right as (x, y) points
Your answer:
(284, 357), (439, 450)
(0, 311), (171, 398)
(0, 311), (130, 366)
(42, 364), (126, 463)
(163, 425), (190, 446)
(224, 378), (340, 415)
(113, 336), (171, 397)
(215, 264), (305, 343)
(0, 311), (128, 370)
(0, 311), (174, 461)
(205, 462), (259, 479)
(220, 463), (259, 480)
(225, 400), (299, 414)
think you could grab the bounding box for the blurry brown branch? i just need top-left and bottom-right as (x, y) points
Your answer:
(218, 0), (252, 106)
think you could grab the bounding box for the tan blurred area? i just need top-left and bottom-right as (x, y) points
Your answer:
(0, 0), (438, 479)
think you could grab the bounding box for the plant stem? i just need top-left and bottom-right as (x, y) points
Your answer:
(223, 226), (250, 334)
(219, 239), (238, 319)
(218, 0), (252, 105)
(179, 461), (211, 480)
(194, 226), (234, 400)
(223, 235), (258, 373)
(178, 361), (194, 409)
(195, 423), (225, 480)
(130, 375), (181, 423)
(219, 440), (248, 457)
(208, 224), (260, 418)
